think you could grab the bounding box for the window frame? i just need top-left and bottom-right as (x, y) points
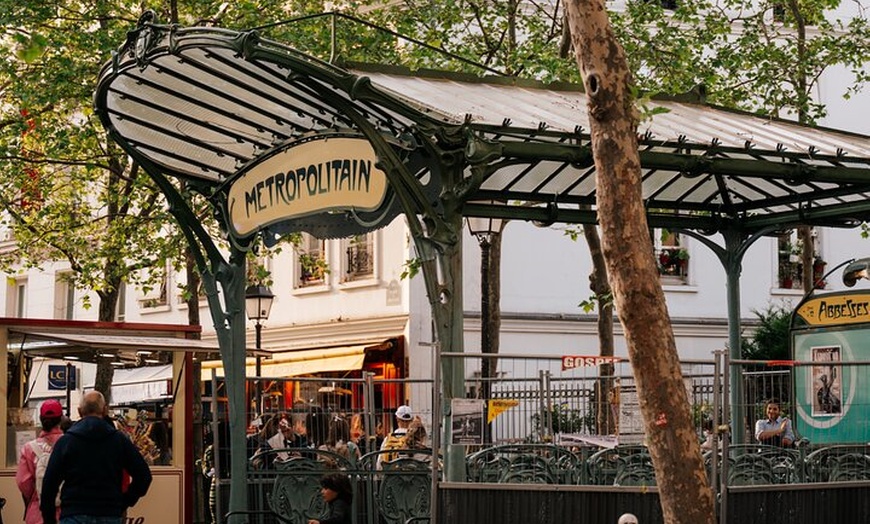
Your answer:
(295, 233), (329, 289)
(654, 229), (690, 283)
(340, 233), (377, 284)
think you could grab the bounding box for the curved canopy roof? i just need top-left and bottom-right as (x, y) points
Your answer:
(94, 20), (870, 241)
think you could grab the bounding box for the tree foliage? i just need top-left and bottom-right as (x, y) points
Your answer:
(0, 2), (180, 314)
(741, 304), (792, 361)
(610, 0), (868, 124)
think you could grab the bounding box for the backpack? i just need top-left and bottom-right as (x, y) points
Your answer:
(29, 438), (61, 506)
(381, 431), (408, 463)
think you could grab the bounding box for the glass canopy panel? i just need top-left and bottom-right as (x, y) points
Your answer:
(533, 164), (593, 196)
(107, 90), (263, 159)
(105, 116), (238, 179)
(148, 51), (319, 136)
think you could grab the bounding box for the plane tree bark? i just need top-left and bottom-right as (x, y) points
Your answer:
(565, 2), (715, 523)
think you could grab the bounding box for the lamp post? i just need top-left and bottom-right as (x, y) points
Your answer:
(245, 284), (274, 416)
(467, 214), (504, 443)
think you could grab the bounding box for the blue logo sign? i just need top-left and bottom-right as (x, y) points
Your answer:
(48, 365), (77, 390)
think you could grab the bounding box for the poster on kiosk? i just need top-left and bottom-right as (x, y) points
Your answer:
(792, 290), (870, 444)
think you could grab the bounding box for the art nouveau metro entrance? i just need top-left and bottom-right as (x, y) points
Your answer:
(93, 12), (870, 521)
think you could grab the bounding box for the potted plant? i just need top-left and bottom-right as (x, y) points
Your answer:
(659, 250), (671, 266)
(779, 263), (795, 289)
(657, 247), (689, 277)
(299, 253), (329, 283)
(813, 257), (827, 275)
(675, 248), (690, 273)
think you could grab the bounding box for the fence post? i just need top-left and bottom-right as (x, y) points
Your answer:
(363, 372), (378, 524)
(539, 369), (552, 441)
(720, 350), (731, 524)
(711, 349), (722, 512)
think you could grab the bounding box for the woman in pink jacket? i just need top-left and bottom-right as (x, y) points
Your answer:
(16, 399), (64, 524)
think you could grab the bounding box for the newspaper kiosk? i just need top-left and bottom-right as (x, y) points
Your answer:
(0, 318), (214, 524)
(792, 290), (870, 444)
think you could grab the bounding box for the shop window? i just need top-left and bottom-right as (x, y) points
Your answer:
(295, 233), (328, 287)
(342, 233), (375, 282)
(655, 230), (690, 281)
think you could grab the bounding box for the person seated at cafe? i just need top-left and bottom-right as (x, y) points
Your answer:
(754, 399), (794, 447)
(265, 412), (309, 463)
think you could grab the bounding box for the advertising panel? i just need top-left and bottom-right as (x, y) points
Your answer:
(793, 328), (870, 443)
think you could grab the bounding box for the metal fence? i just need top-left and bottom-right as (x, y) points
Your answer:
(201, 352), (870, 524)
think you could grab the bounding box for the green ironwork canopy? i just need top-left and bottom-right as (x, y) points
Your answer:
(96, 20), (870, 242)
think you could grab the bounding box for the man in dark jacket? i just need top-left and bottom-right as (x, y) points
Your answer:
(40, 391), (152, 524)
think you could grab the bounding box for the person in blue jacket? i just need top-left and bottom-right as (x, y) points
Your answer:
(40, 391), (152, 524)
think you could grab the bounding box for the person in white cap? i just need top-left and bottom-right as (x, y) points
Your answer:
(618, 513), (639, 524)
(376, 405), (413, 469)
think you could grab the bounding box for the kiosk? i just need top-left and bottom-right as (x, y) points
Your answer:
(792, 290), (870, 444)
(0, 318), (217, 524)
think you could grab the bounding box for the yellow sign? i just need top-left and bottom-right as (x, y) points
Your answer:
(487, 399), (519, 423)
(228, 136), (388, 237)
(795, 293), (870, 326)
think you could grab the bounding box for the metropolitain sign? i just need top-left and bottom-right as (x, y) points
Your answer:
(228, 136), (388, 238)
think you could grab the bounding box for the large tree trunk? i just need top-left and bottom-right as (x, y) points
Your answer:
(798, 226), (814, 290)
(583, 224), (616, 435)
(93, 271), (121, 402)
(565, 3), (715, 523)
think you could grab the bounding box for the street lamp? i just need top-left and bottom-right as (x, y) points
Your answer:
(467, 213), (504, 443)
(467, 214), (504, 354)
(245, 284), (274, 415)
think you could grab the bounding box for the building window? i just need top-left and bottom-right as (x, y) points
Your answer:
(644, 0), (678, 9)
(54, 273), (76, 320)
(139, 270), (169, 309)
(776, 228), (825, 290)
(772, 2), (821, 24)
(296, 234), (328, 287)
(116, 282), (127, 321)
(342, 234), (375, 282)
(655, 230), (690, 281)
(7, 278), (26, 317)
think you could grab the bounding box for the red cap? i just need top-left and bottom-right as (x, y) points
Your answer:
(40, 399), (63, 418)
